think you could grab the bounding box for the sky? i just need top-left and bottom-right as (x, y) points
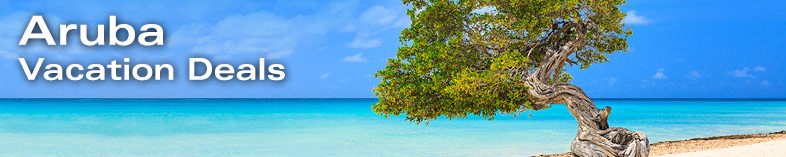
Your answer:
(0, 0), (783, 98)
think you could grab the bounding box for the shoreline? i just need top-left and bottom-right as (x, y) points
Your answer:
(535, 130), (786, 157)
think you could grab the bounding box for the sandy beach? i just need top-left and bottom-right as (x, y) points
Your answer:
(659, 139), (786, 157)
(536, 131), (786, 157)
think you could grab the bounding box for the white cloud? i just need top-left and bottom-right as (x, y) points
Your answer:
(348, 37), (382, 48)
(345, 5), (409, 49)
(360, 6), (398, 25)
(687, 70), (702, 79)
(754, 66), (766, 72)
(731, 68), (753, 78)
(1, 50), (18, 59)
(342, 53), (368, 63)
(652, 68), (667, 79)
(730, 66), (766, 78)
(320, 73), (330, 79)
(172, 12), (317, 59)
(172, 1), (359, 59)
(622, 11), (650, 25)
(392, 16), (411, 28)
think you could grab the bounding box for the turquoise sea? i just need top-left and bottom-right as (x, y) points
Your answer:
(1, 99), (785, 156)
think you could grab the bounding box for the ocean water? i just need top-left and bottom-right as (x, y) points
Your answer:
(1, 99), (785, 156)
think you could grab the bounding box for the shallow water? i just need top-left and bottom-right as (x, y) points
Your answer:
(1, 99), (785, 156)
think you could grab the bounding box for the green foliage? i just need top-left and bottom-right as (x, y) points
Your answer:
(374, 0), (631, 124)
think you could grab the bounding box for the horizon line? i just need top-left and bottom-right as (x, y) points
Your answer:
(1, 98), (786, 101)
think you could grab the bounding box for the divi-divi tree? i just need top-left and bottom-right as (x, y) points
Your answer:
(373, 0), (649, 156)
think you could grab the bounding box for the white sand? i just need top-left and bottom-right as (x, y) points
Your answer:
(658, 139), (786, 157)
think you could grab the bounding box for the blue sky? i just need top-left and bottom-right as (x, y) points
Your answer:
(0, 0), (783, 98)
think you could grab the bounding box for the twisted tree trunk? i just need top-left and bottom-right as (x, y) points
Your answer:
(522, 28), (650, 156)
(526, 77), (649, 157)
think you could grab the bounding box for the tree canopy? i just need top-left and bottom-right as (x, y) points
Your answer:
(373, 0), (631, 124)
